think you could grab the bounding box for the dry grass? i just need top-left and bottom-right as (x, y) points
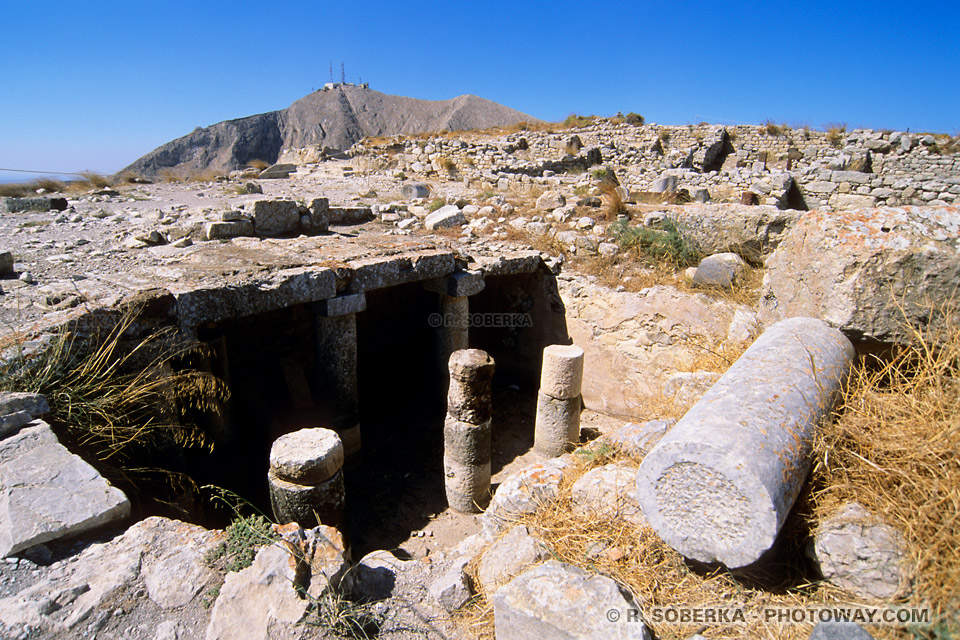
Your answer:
(808, 313), (960, 635)
(825, 123), (847, 148)
(598, 180), (628, 220)
(247, 159), (270, 171)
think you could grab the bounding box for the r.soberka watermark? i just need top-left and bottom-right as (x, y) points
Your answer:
(605, 606), (931, 627)
(427, 312), (532, 329)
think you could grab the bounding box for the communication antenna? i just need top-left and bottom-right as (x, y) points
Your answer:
(341, 62), (345, 84)
(329, 61), (333, 84)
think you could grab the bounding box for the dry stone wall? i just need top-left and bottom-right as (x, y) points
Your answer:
(346, 121), (960, 211)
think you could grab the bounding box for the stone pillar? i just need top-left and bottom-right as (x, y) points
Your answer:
(426, 271), (485, 382)
(534, 344), (584, 457)
(444, 349), (495, 513)
(636, 317), (855, 568)
(314, 293), (365, 459)
(269, 428), (345, 530)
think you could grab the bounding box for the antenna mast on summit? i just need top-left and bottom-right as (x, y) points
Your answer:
(329, 61), (333, 84)
(341, 62), (345, 84)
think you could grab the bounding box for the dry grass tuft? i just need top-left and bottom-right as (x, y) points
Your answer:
(598, 180), (628, 220)
(825, 123), (847, 148)
(809, 312), (960, 635)
(247, 159), (270, 171)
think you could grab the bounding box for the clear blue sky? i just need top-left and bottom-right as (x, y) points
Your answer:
(1, 0), (957, 181)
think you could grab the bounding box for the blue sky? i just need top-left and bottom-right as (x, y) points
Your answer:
(1, 0), (957, 181)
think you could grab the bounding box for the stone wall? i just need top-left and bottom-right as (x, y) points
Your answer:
(344, 121), (960, 211)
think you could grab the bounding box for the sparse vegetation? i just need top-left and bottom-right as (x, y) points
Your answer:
(428, 197), (445, 212)
(247, 159), (270, 171)
(562, 113), (597, 128)
(438, 156), (457, 174)
(0, 307), (229, 510)
(609, 217), (700, 268)
(598, 180), (628, 220)
(825, 123), (847, 148)
(763, 120), (787, 136)
(624, 112), (645, 125)
(206, 513), (279, 572)
(658, 130), (671, 146)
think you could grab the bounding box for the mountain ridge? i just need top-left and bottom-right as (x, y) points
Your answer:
(124, 86), (538, 177)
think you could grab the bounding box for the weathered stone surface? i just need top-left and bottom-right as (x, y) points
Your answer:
(206, 527), (348, 640)
(808, 502), (910, 600)
(600, 419), (675, 456)
(447, 349), (496, 425)
(482, 458), (570, 536)
(0, 392), (49, 422)
(258, 163), (296, 179)
(0, 517), (219, 635)
(249, 199), (299, 236)
(669, 204), (802, 264)
(205, 219), (254, 240)
(269, 428), (343, 484)
(539, 344), (584, 400)
(0, 251), (13, 276)
(560, 277), (755, 419)
(0, 421), (130, 556)
(315, 292), (366, 317)
(808, 621), (876, 640)
(493, 560), (653, 640)
(536, 191), (565, 211)
(759, 206), (960, 344)
(401, 182), (430, 199)
(662, 371), (721, 409)
(692, 252), (745, 288)
(444, 417), (492, 513)
(424, 270), (485, 297)
(829, 193), (878, 210)
(651, 174), (678, 193)
(3, 197), (68, 213)
(637, 318), (854, 567)
(571, 463), (645, 526)
(477, 525), (549, 594)
(429, 565), (473, 611)
(342, 549), (402, 602)
(304, 197), (329, 233)
(268, 469), (344, 530)
(533, 392), (580, 458)
(425, 205), (466, 230)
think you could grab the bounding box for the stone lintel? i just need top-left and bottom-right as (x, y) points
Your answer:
(312, 293), (367, 317)
(424, 270), (486, 298)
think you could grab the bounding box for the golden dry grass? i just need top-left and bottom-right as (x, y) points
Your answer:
(808, 314), (960, 635)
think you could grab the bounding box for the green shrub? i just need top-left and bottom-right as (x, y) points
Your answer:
(428, 197), (445, 212)
(609, 218), (700, 268)
(624, 112), (645, 125)
(562, 114), (596, 128)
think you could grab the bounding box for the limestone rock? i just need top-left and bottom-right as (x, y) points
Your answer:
(571, 463), (645, 525)
(269, 428), (343, 484)
(0, 251), (13, 276)
(600, 420), (675, 456)
(809, 502), (910, 600)
(536, 191), (565, 211)
(662, 371), (721, 408)
(493, 560), (653, 640)
(258, 163), (296, 179)
(401, 182), (430, 199)
(477, 525), (550, 595)
(342, 549), (403, 602)
(0, 517), (220, 635)
(651, 174), (678, 193)
(249, 199), (299, 236)
(428, 562), (473, 611)
(425, 205), (466, 230)
(207, 525), (348, 640)
(205, 220), (254, 240)
(692, 252), (745, 288)
(759, 207), (960, 344)
(482, 458), (570, 536)
(0, 392), (49, 438)
(669, 204), (802, 264)
(0, 421), (130, 556)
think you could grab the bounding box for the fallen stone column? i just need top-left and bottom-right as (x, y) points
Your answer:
(636, 317), (855, 568)
(534, 344), (584, 457)
(314, 293), (365, 459)
(268, 428), (345, 530)
(444, 349), (495, 513)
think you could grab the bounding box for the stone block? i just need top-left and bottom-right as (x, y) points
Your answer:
(534, 391), (580, 458)
(205, 220), (254, 240)
(493, 560), (653, 640)
(249, 199), (299, 236)
(314, 292), (367, 317)
(401, 182), (430, 199)
(424, 270), (485, 297)
(425, 205), (466, 230)
(258, 163), (296, 179)
(3, 197), (68, 213)
(477, 525), (550, 594)
(482, 458), (569, 536)
(535, 191), (565, 211)
(692, 252), (745, 288)
(269, 428), (343, 485)
(0, 421), (130, 556)
(0, 251), (13, 276)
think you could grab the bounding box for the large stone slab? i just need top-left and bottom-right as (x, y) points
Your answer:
(0, 421), (130, 556)
(670, 204), (802, 263)
(494, 560), (652, 639)
(759, 206), (960, 344)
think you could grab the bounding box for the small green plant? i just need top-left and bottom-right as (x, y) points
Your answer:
(307, 587), (386, 639)
(562, 113), (596, 128)
(428, 197), (445, 212)
(624, 112), (645, 125)
(591, 168), (609, 180)
(213, 514), (279, 572)
(659, 130), (671, 146)
(609, 217), (700, 268)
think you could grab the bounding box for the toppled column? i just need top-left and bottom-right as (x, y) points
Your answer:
(636, 317), (855, 568)
(314, 293), (365, 459)
(269, 428), (345, 530)
(444, 349), (495, 513)
(534, 344), (584, 457)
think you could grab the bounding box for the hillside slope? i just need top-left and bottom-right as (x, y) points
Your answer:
(124, 86), (537, 177)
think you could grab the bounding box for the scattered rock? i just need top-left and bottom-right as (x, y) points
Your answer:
(248, 199), (299, 236)
(0, 251), (13, 276)
(482, 457), (570, 536)
(401, 182), (430, 199)
(535, 191), (565, 211)
(477, 525), (550, 595)
(809, 502), (911, 600)
(425, 205), (466, 230)
(570, 463), (645, 525)
(0, 421), (130, 556)
(692, 252), (745, 288)
(258, 163), (296, 179)
(808, 621), (876, 640)
(493, 560), (653, 640)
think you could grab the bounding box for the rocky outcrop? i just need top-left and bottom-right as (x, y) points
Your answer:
(124, 86), (537, 177)
(759, 206), (960, 344)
